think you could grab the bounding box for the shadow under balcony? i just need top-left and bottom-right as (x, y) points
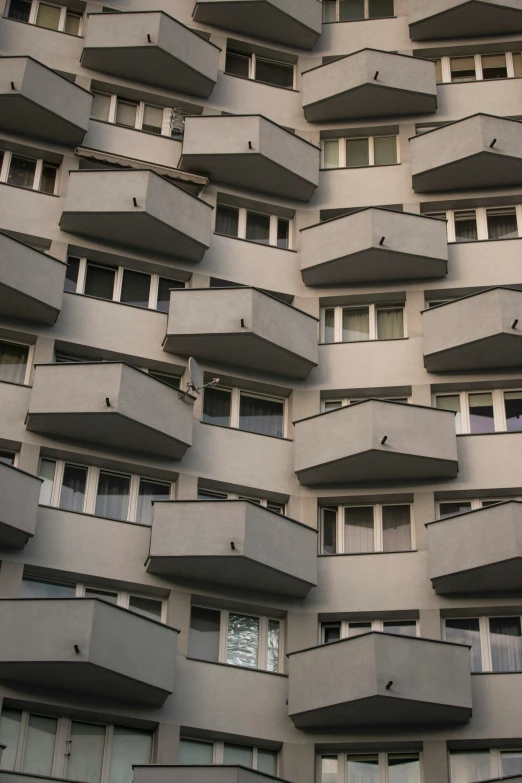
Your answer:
(409, 0), (522, 41)
(410, 114), (522, 192)
(302, 50), (437, 123)
(164, 287), (318, 379)
(294, 399), (458, 486)
(288, 632), (472, 729)
(81, 11), (220, 98)
(0, 598), (178, 705)
(146, 499), (317, 597)
(422, 288), (522, 372)
(60, 169), (211, 261)
(300, 208), (448, 285)
(180, 115), (320, 202)
(26, 362), (193, 459)
(0, 462), (41, 549)
(428, 501), (522, 594)
(0, 56), (92, 145)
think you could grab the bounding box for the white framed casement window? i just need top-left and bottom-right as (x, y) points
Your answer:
(37, 458), (174, 526)
(188, 605), (283, 673)
(318, 751), (421, 783)
(322, 0), (395, 23)
(320, 304), (405, 344)
(65, 256), (185, 312)
(224, 49), (295, 89)
(214, 204), (292, 249)
(321, 135), (398, 169)
(449, 748), (522, 782)
(321, 395), (409, 412)
(320, 503), (414, 555)
(198, 488), (286, 515)
(202, 386), (286, 439)
(0, 338), (33, 385)
(443, 615), (522, 673)
(433, 51), (522, 84)
(436, 496), (522, 519)
(424, 205), (521, 242)
(435, 389), (522, 435)
(321, 618), (418, 644)
(179, 737), (279, 776)
(6, 0), (83, 35)
(0, 708), (153, 783)
(0, 150), (59, 194)
(90, 93), (177, 137)
(19, 574), (166, 623)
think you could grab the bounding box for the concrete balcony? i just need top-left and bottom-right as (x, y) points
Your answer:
(0, 56), (91, 145)
(300, 208), (448, 286)
(192, 0), (322, 49)
(288, 632), (472, 728)
(410, 114), (522, 192)
(428, 501), (522, 594)
(409, 0), (522, 40)
(0, 462), (41, 549)
(0, 232), (66, 325)
(302, 50), (437, 123)
(0, 599), (178, 705)
(147, 500), (317, 597)
(26, 362), (193, 459)
(82, 120), (183, 170)
(423, 288), (522, 372)
(294, 399), (458, 486)
(82, 11), (219, 98)
(180, 115), (320, 201)
(164, 287), (318, 379)
(60, 169), (211, 261)
(134, 768), (287, 783)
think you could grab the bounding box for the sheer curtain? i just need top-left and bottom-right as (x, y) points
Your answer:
(0, 342), (28, 384)
(344, 507), (374, 553)
(215, 205), (239, 237)
(239, 394), (284, 437)
(489, 617), (522, 671)
(346, 138), (369, 168)
(449, 751), (491, 783)
(246, 212), (270, 244)
(66, 722), (105, 783)
(203, 387), (231, 426)
(377, 308), (403, 339)
(382, 505), (411, 552)
(342, 308), (369, 342)
(388, 755), (420, 783)
(94, 472), (130, 521)
(0, 708), (22, 770)
(487, 208), (518, 239)
(346, 756), (379, 783)
(136, 480), (170, 526)
(59, 464), (87, 512)
(109, 727), (152, 783)
(22, 715), (57, 776)
(445, 618), (482, 672)
(455, 212), (478, 241)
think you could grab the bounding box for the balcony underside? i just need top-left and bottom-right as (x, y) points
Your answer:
(409, 1), (522, 40)
(433, 558), (522, 594)
(305, 84), (437, 123)
(424, 333), (522, 372)
(412, 151), (522, 192)
(0, 94), (87, 145)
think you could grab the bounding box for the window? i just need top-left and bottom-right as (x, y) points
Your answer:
(435, 389), (522, 434)
(198, 487), (285, 515)
(321, 304), (405, 343)
(444, 616), (522, 673)
(203, 386), (285, 438)
(37, 458), (173, 525)
(188, 605), (283, 673)
(0, 151), (59, 194)
(322, 618), (418, 643)
(323, 0), (394, 22)
(436, 51), (521, 83)
(320, 752), (420, 783)
(322, 136), (398, 168)
(179, 738), (278, 775)
(450, 749), (522, 783)
(90, 92), (189, 137)
(0, 450), (16, 465)
(437, 496), (521, 519)
(214, 204), (291, 249)
(0, 708), (152, 783)
(65, 256), (184, 310)
(225, 48), (294, 89)
(322, 396), (408, 412)
(6, 0), (83, 34)
(0, 339), (31, 385)
(320, 504), (413, 555)
(425, 206), (521, 242)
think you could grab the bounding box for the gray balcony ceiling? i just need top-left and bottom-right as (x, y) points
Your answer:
(423, 288), (522, 371)
(134, 767), (288, 783)
(300, 209), (448, 286)
(409, 0), (522, 40)
(0, 462), (41, 549)
(147, 500), (317, 597)
(81, 11), (220, 97)
(302, 50), (437, 123)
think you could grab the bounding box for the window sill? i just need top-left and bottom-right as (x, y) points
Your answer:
(457, 431), (522, 437)
(471, 670), (522, 675)
(2, 16), (83, 37)
(322, 16), (396, 24)
(38, 503), (152, 528)
(319, 550), (417, 557)
(0, 181), (59, 197)
(187, 657), (288, 677)
(200, 420), (292, 442)
(448, 236), (521, 245)
(88, 118), (182, 142)
(213, 232), (296, 253)
(319, 337), (408, 346)
(222, 71), (298, 93)
(439, 76), (522, 86)
(320, 163), (401, 171)
(65, 291), (169, 315)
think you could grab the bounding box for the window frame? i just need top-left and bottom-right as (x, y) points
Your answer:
(179, 737), (279, 774)
(434, 389), (522, 435)
(322, 0), (395, 23)
(425, 205), (522, 242)
(435, 51), (521, 84)
(319, 503), (415, 555)
(90, 92), (185, 138)
(320, 617), (419, 644)
(0, 150), (59, 195)
(449, 747), (522, 781)
(0, 338), (33, 386)
(436, 496), (522, 519)
(443, 614), (522, 673)
(317, 750), (421, 783)
(321, 135), (399, 169)
(6, 0), (84, 34)
(214, 203), (292, 249)
(321, 396), (410, 413)
(320, 303), (407, 344)
(198, 488), (286, 515)
(202, 385), (287, 439)
(224, 49), (296, 90)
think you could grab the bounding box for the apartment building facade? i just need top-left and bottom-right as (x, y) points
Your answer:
(0, 1), (522, 782)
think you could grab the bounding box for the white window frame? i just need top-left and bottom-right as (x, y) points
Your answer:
(203, 385), (287, 439)
(323, 0), (395, 23)
(0, 150), (59, 194)
(321, 395), (410, 412)
(0, 338), (34, 385)
(320, 303), (406, 344)
(198, 488), (286, 515)
(321, 135), (399, 169)
(317, 750), (421, 783)
(434, 389), (522, 434)
(320, 503), (415, 555)
(214, 204), (292, 249)
(320, 618), (419, 644)
(436, 496), (522, 519)
(7, 0), (84, 34)
(92, 92), (180, 137)
(449, 748), (522, 781)
(225, 49), (296, 90)
(442, 614), (522, 673)
(180, 737), (279, 773)
(436, 51), (520, 84)
(425, 205), (522, 242)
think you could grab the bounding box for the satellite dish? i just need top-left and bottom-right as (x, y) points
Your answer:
(188, 357), (203, 391)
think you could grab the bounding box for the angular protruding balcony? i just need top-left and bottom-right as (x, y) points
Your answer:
(410, 114), (522, 192)
(0, 56), (92, 145)
(147, 500), (317, 597)
(0, 462), (41, 549)
(0, 232), (66, 325)
(428, 501), (522, 594)
(26, 363), (193, 459)
(82, 11), (220, 98)
(294, 399), (458, 485)
(192, 0), (322, 49)
(134, 767), (286, 783)
(288, 632), (472, 728)
(0, 599), (178, 705)
(300, 209), (448, 286)
(60, 169), (211, 261)
(409, 0), (522, 41)
(164, 288), (318, 379)
(180, 115), (320, 201)
(423, 288), (522, 372)
(302, 50), (437, 123)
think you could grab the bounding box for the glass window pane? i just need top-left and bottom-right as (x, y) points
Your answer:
(324, 308), (336, 343)
(0, 450), (15, 465)
(224, 743), (253, 767)
(469, 392), (495, 434)
(65, 11), (82, 35)
(65, 256), (80, 292)
(340, 0), (365, 21)
(0, 340), (28, 384)
(449, 751), (491, 783)
(486, 207), (518, 239)
(489, 616), (522, 672)
(257, 749), (278, 775)
(227, 613), (259, 668)
(382, 505), (411, 552)
(36, 3), (61, 30)
(501, 751), (522, 777)
(342, 308), (369, 342)
(59, 463), (87, 512)
(450, 56), (476, 82)
(156, 276), (183, 312)
(436, 394), (462, 434)
(142, 105), (163, 134)
(8, 155), (36, 189)
(513, 52), (522, 77)
(454, 210), (478, 242)
(21, 576), (75, 598)
(239, 393), (284, 438)
(482, 53), (507, 79)
(66, 722), (106, 783)
(179, 739), (213, 764)
(22, 714), (57, 775)
(346, 755), (379, 782)
(40, 163), (58, 194)
(369, 0), (394, 17)
(203, 387), (231, 427)
(267, 619), (280, 672)
(225, 52), (250, 78)
(120, 269), (150, 308)
(115, 100), (138, 128)
(505, 391), (522, 432)
(439, 501), (472, 519)
(325, 400), (343, 411)
(38, 458), (56, 505)
(128, 595), (162, 620)
(7, 0), (31, 22)
(445, 618), (482, 672)
(346, 138), (369, 167)
(136, 478), (170, 526)
(0, 708), (22, 770)
(323, 140), (339, 168)
(91, 93), (111, 122)
(255, 58), (294, 88)
(84, 264), (115, 300)
(321, 756), (338, 783)
(434, 59), (443, 83)
(85, 587), (118, 604)
(322, 507), (337, 554)
(277, 218), (289, 248)
(374, 136), (397, 165)
(95, 471), (130, 521)
(215, 205), (239, 237)
(377, 308), (403, 339)
(109, 726), (152, 783)
(388, 755), (420, 783)
(323, 622), (341, 643)
(383, 620), (417, 637)
(344, 507), (374, 553)
(347, 621), (372, 637)
(148, 370), (180, 389)
(188, 606), (220, 662)
(246, 212), (270, 244)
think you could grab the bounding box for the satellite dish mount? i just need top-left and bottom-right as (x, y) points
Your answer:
(179, 357), (220, 402)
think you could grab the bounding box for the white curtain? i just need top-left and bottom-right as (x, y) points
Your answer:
(94, 472), (130, 521)
(377, 308), (403, 339)
(66, 722), (105, 783)
(347, 756), (379, 783)
(0, 342), (28, 384)
(109, 727), (152, 783)
(382, 505), (411, 552)
(22, 715), (57, 776)
(388, 756), (420, 783)
(342, 308), (369, 342)
(449, 751), (491, 783)
(490, 617), (522, 671)
(344, 507), (374, 553)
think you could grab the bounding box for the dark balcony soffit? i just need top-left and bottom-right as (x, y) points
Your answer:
(409, 1), (522, 41)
